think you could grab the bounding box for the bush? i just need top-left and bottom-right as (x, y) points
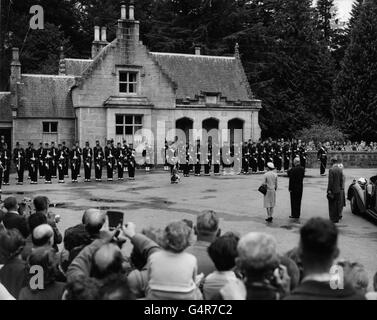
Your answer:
(295, 124), (347, 145)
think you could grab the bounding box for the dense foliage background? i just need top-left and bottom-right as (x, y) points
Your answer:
(0, 0), (375, 141)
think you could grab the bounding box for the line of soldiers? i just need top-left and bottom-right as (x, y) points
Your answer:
(163, 139), (311, 177)
(0, 140), (136, 187)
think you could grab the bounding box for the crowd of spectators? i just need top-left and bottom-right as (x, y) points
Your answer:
(0, 196), (376, 300)
(305, 140), (377, 152)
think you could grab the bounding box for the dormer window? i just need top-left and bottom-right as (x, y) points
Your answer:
(119, 71), (138, 94)
(205, 95), (218, 104)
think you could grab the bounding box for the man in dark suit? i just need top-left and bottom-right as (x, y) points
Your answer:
(285, 218), (365, 300)
(288, 157), (305, 220)
(2, 197), (29, 238)
(327, 157), (345, 223)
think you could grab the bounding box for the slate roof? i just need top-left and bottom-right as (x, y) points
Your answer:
(17, 75), (76, 118)
(64, 58), (93, 76)
(0, 92), (11, 122)
(150, 52), (253, 102)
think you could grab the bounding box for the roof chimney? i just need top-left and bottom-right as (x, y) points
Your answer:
(10, 48), (21, 82)
(94, 26), (100, 42)
(195, 46), (201, 55)
(101, 27), (107, 42)
(58, 46), (66, 75)
(129, 4), (135, 20)
(121, 3), (127, 20)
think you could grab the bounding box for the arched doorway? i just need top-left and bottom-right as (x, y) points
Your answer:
(228, 118), (244, 145)
(176, 117), (193, 144)
(202, 118), (219, 144)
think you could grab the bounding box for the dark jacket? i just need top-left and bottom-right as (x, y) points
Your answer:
(18, 282), (66, 300)
(186, 241), (216, 276)
(0, 257), (29, 298)
(2, 211), (30, 238)
(284, 280), (366, 300)
(288, 165), (305, 192)
(328, 165), (345, 194)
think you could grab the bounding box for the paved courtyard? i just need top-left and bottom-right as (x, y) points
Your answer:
(1, 168), (377, 286)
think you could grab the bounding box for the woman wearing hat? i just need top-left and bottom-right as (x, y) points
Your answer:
(263, 162), (278, 222)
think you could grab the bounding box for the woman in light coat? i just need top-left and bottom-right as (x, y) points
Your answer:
(263, 162), (278, 223)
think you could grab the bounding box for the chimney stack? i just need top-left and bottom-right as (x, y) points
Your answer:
(101, 27), (107, 42)
(129, 2), (135, 20)
(10, 48), (21, 82)
(58, 46), (66, 75)
(94, 26), (100, 42)
(195, 46), (201, 56)
(121, 4), (127, 20)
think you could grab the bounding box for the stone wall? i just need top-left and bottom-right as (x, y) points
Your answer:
(13, 118), (75, 148)
(306, 151), (377, 168)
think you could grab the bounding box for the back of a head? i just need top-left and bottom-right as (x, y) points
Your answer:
(32, 224), (54, 247)
(28, 213), (48, 233)
(196, 210), (219, 237)
(299, 218), (338, 266)
(162, 220), (192, 253)
(208, 233), (239, 272)
(237, 232), (279, 277)
(92, 243), (123, 280)
(64, 275), (101, 300)
(33, 196), (49, 213)
(348, 263), (369, 294)
(83, 209), (105, 236)
(28, 247), (58, 286)
(0, 228), (25, 262)
(4, 197), (18, 212)
(100, 274), (133, 300)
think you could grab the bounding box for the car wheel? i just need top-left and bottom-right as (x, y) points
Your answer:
(350, 194), (360, 215)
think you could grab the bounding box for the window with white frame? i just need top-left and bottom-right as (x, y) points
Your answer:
(43, 122), (58, 133)
(119, 71), (138, 94)
(115, 114), (143, 137)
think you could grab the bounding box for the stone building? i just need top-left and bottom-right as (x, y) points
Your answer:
(0, 3), (261, 163)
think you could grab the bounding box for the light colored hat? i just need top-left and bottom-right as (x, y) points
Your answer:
(267, 162), (275, 170)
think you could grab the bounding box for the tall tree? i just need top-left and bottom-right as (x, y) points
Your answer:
(316, 0), (335, 44)
(333, 0), (377, 141)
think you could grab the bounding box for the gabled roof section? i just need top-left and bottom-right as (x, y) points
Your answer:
(0, 92), (11, 122)
(17, 75), (76, 118)
(64, 58), (93, 76)
(150, 52), (253, 102)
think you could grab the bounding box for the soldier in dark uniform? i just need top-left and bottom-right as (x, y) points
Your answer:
(50, 142), (58, 179)
(25, 142), (32, 180)
(94, 140), (104, 182)
(212, 141), (221, 176)
(204, 138), (212, 176)
(105, 141), (115, 181)
(37, 142), (45, 179)
(2, 144), (11, 185)
(127, 144), (136, 180)
(249, 142), (258, 173)
(299, 141), (307, 169)
(195, 139), (201, 176)
(62, 141), (69, 177)
(83, 141), (93, 182)
(70, 144), (79, 183)
(13, 142), (25, 185)
(274, 141), (283, 173)
(123, 140), (129, 173)
(291, 139), (299, 161)
(0, 136), (5, 150)
(116, 142), (125, 180)
(57, 144), (66, 183)
(317, 142), (328, 176)
(242, 141), (250, 174)
(257, 142), (265, 172)
(283, 141), (291, 172)
(43, 143), (53, 184)
(29, 143), (38, 184)
(75, 141), (82, 178)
